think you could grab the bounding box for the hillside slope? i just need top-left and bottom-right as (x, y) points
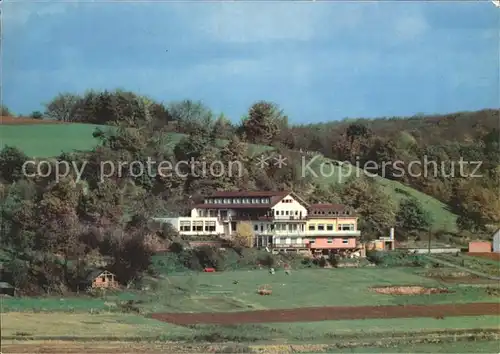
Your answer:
(1, 122), (458, 233)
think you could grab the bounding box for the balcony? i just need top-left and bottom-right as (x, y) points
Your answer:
(231, 215), (273, 221)
(272, 243), (308, 249)
(305, 230), (361, 237)
(273, 215), (307, 222)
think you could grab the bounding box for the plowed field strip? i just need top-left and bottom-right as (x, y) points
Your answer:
(151, 302), (500, 325)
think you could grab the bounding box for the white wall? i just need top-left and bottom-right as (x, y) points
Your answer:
(152, 217), (224, 235)
(493, 231), (500, 253)
(271, 193), (308, 220)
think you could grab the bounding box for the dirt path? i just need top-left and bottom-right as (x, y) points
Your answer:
(151, 302), (500, 325)
(424, 255), (500, 280)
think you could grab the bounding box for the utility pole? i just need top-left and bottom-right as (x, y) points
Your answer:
(428, 228), (432, 254)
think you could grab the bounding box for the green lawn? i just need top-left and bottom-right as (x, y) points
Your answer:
(3, 268), (495, 315)
(1, 124), (105, 157)
(141, 267), (494, 313)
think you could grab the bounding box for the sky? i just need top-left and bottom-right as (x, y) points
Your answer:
(2, 0), (499, 123)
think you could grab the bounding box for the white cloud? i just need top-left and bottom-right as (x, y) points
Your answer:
(174, 2), (366, 43)
(392, 14), (430, 40)
(1, 1), (78, 28)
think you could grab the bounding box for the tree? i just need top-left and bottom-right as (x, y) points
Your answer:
(168, 100), (214, 136)
(1, 105), (12, 116)
(44, 93), (80, 122)
(450, 179), (500, 232)
(395, 197), (432, 238)
(346, 123), (371, 146)
(0, 146), (29, 183)
(30, 111), (44, 119)
(341, 178), (396, 239)
(212, 113), (234, 140)
(239, 101), (285, 144)
(234, 222), (254, 248)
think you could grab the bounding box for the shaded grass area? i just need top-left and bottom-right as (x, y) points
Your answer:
(433, 254), (500, 277)
(1, 312), (192, 338)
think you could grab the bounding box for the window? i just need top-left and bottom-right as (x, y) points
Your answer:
(275, 237), (281, 244)
(327, 238), (333, 244)
(339, 224), (355, 231)
(308, 224), (315, 231)
(235, 198), (241, 204)
(260, 224), (264, 231)
(309, 239), (315, 244)
(261, 198), (267, 203)
(252, 198), (258, 203)
(180, 221), (191, 232)
(290, 224), (297, 231)
(295, 211), (298, 215)
(254, 224), (258, 231)
(285, 210), (289, 215)
(326, 224), (334, 231)
(205, 221), (216, 232)
(275, 210), (279, 216)
(194, 221), (203, 232)
(342, 239), (349, 244)
(281, 210), (284, 215)
(317, 224), (325, 231)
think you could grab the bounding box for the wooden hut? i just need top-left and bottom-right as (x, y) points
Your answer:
(0, 282), (15, 296)
(80, 269), (118, 290)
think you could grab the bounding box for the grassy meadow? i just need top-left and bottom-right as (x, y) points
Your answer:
(2, 267), (497, 315)
(1, 267), (498, 353)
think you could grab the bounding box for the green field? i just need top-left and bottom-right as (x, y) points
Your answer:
(2, 268), (496, 315)
(432, 254), (500, 278)
(1, 123), (459, 232)
(1, 267), (498, 350)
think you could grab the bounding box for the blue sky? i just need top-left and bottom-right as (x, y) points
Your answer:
(2, 1), (499, 123)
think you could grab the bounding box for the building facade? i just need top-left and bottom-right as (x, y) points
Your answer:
(153, 191), (362, 256)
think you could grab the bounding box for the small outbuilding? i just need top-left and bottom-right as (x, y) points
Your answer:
(469, 241), (492, 253)
(493, 228), (500, 253)
(0, 281), (15, 296)
(80, 269), (118, 290)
